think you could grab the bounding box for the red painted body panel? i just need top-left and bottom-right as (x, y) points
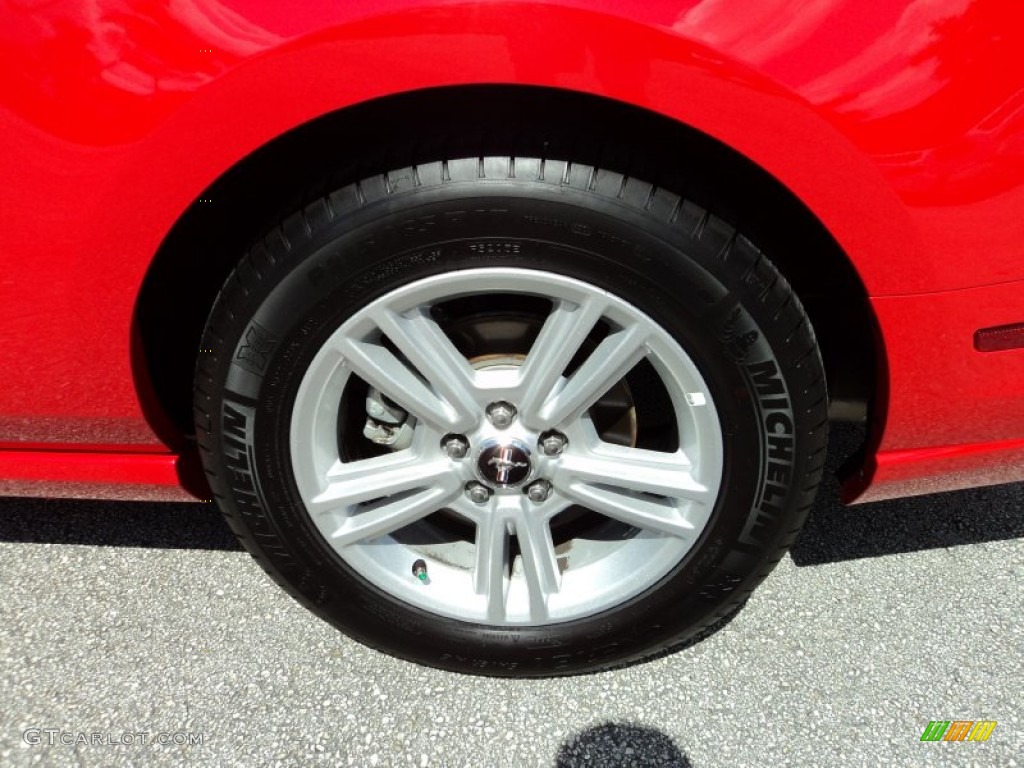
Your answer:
(852, 278), (1024, 501)
(1, 0), (1023, 501)
(0, 450), (192, 501)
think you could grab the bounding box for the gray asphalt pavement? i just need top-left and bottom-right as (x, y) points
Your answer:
(0, 437), (1021, 767)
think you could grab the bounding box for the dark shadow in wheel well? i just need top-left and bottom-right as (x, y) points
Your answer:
(134, 85), (879, 455)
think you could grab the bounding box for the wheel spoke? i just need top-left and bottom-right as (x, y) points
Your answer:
(518, 297), (607, 426)
(474, 513), (511, 623)
(333, 335), (473, 433)
(552, 444), (710, 537)
(557, 447), (707, 502)
(311, 454), (452, 513)
(535, 322), (651, 428)
(558, 481), (697, 539)
(373, 307), (480, 422)
(328, 483), (459, 546)
(515, 513), (560, 622)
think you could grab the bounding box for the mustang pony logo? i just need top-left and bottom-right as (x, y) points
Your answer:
(479, 443), (532, 486)
(488, 456), (528, 470)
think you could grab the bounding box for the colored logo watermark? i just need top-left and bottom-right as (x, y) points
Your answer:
(920, 721), (997, 742)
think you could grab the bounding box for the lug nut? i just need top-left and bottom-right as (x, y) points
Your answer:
(466, 482), (492, 504)
(539, 431), (568, 456)
(486, 401), (517, 429)
(525, 480), (552, 503)
(442, 434), (469, 459)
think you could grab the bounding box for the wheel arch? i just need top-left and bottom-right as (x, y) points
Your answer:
(133, 85), (881, 462)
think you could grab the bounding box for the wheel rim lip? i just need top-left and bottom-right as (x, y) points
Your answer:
(289, 267), (724, 626)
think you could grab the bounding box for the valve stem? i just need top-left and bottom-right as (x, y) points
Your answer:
(412, 559), (429, 583)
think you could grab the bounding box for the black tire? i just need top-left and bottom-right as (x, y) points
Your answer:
(195, 156), (828, 677)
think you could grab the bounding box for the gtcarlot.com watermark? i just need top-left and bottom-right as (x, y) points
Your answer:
(23, 729), (204, 747)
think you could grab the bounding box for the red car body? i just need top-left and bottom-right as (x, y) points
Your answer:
(2, 0), (1023, 504)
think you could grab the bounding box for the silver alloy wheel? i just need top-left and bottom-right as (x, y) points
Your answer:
(290, 268), (723, 626)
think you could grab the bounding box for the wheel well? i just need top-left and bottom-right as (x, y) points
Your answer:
(134, 85), (877, 446)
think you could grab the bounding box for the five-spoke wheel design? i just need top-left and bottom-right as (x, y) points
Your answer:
(290, 268), (723, 625)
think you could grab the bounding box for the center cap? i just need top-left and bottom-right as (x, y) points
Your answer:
(477, 438), (532, 487)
